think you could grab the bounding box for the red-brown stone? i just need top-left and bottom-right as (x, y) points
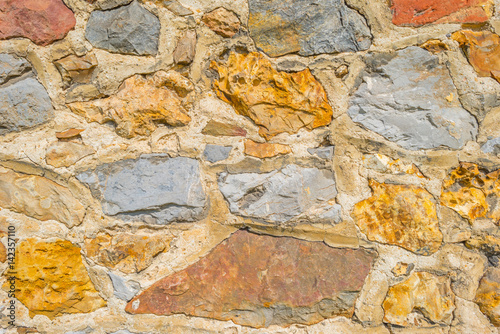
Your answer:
(390, 0), (492, 26)
(0, 0), (76, 46)
(126, 230), (376, 328)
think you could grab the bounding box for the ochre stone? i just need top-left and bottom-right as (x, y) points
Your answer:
(383, 271), (455, 326)
(0, 242), (5, 263)
(46, 141), (95, 167)
(452, 30), (500, 83)
(3, 239), (106, 319)
(466, 234), (500, 255)
(55, 128), (84, 139)
(0, 0), (76, 46)
(420, 39), (450, 53)
(0, 167), (85, 227)
(211, 52), (333, 139)
(68, 71), (192, 138)
(352, 180), (442, 255)
(244, 139), (291, 158)
(126, 230), (376, 328)
(440, 163), (500, 223)
(475, 267), (500, 326)
(84, 233), (171, 273)
(201, 120), (247, 137)
(390, 0), (492, 26)
(202, 7), (241, 38)
(54, 53), (98, 88)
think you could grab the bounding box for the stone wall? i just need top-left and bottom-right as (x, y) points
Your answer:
(2, 0), (500, 333)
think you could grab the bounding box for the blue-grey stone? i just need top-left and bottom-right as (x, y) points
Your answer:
(77, 154), (206, 223)
(248, 0), (372, 57)
(218, 164), (339, 223)
(85, 1), (160, 56)
(348, 47), (478, 151)
(203, 144), (232, 163)
(307, 146), (334, 159)
(481, 137), (500, 154)
(0, 53), (31, 85)
(108, 272), (140, 301)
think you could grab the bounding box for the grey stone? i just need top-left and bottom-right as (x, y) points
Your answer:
(248, 0), (372, 57)
(307, 146), (334, 159)
(108, 272), (140, 301)
(481, 137), (500, 154)
(203, 144), (232, 163)
(65, 327), (93, 334)
(0, 53), (31, 85)
(85, 1), (160, 56)
(91, 0), (133, 10)
(218, 164), (338, 223)
(162, 0), (193, 16)
(348, 47), (478, 151)
(77, 154), (206, 224)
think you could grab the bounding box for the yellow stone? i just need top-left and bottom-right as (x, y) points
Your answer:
(475, 267), (500, 326)
(244, 139), (291, 158)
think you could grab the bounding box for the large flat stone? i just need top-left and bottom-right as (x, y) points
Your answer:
(248, 0), (372, 57)
(77, 155), (206, 223)
(348, 47), (477, 150)
(85, 1), (160, 56)
(125, 230), (376, 328)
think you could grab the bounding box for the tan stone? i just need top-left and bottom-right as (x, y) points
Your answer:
(202, 7), (240, 38)
(3, 238), (106, 319)
(0, 167), (85, 227)
(68, 71), (193, 138)
(475, 267), (500, 326)
(383, 272), (455, 326)
(65, 83), (103, 103)
(84, 233), (171, 273)
(211, 52), (333, 139)
(438, 206), (472, 243)
(451, 297), (497, 334)
(55, 128), (84, 139)
(173, 30), (196, 65)
(54, 53), (98, 88)
(46, 141), (95, 168)
(244, 139), (291, 158)
(352, 180), (443, 255)
(201, 120), (247, 137)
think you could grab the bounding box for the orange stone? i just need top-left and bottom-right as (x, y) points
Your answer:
(202, 7), (241, 38)
(211, 52), (333, 139)
(55, 128), (84, 139)
(475, 267), (500, 326)
(244, 139), (291, 158)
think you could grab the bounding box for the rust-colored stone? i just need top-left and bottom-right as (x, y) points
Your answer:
(452, 30), (500, 83)
(84, 233), (171, 273)
(125, 230), (376, 328)
(440, 163), (500, 223)
(390, 0), (492, 26)
(202, 7), (240, 38)
(420, 39), (450, 53)
(54, 53), (98, 88)
(3, 238), (106, 319)
(352, 180), (442, 255)
(201, 120), (247, 137)
(55, 128), (84, 139)
(475, 267), (500, 326)
(0, 242), (5, 263)
(244, 139), (291, 158)
(68, 71), (193, 138)
(383, 271), (455, 326)
(0, 0), (76, 46)
(211, 52), (333, 139)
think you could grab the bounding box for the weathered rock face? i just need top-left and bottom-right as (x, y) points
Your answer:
(244, 140), (292, 158)
(348, 47), (477, 150)
(160, 0), (193, 16)
(54, 54), (98, 88)
(173, 30), (196, 65)
(0, 54), (54, 135)
(212, 52), (333, 139)
(452, 30), (500, 83)
(0, 0), (76, 45)
(3, 239), (106, 319)
(85, 1), (160, 56)
(202, 7), (240, 38)
(390, 0), (492, 26)
(248, 0), (372, 57)
(46, 141), (95, 168)
(201, 120), (247, 137)
(68, 71), (192, 138)
(203, 144), (232, 163)
(440, 163), (500, 223)
(85, 233), (170, 273)
(0, 167), (85, 227)
(352, 180), (442, 255)
(77, 155), (206, 223)
(382, 271), (455, 326)
(218, 164), (341, 224)
(475, 267), (500, 326)
(126, 230), (377, 328)
(108, 272), (140, 301)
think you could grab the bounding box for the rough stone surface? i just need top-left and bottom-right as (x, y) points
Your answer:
(244, 140), (292, 158)
(173, 30), (196, 65)
(212, 52), (333, 139)
(382, 271), (455, 326)
(390, 0), (493, 26)
(3, 239), (106, 319)
(126, 230), (376, 328)
(348, 47), (478, 150)
(308, 146), (334, 160)
(218, 164), (340, 224)
(248, 0), (372, 57)
(0, 53), (31, 85)
(108, 272), (140, 301)
(161, 0), (193, 16)
(203, 144), (232, 162)
(68, 71), (192, 138)
(85, 1), (160, 56)
(0, 167), (85, 227)
(201, 120), (247, 137)
(482, 137), (500, 154)
(475, 267), (500, 326)
(54, 54), (98, 88)
(46, 141), (95, 167)
(55, 128), (84, 139)
(77, 155), (206, 223)
(202, 7), (240, 38)
(85, 233), (170, 273)
(0, 0), (76, 46)
(352, 180), (442, 255)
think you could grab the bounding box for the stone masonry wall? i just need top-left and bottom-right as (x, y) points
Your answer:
(3, 0), (500, 333)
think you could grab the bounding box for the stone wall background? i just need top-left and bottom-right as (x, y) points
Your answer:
(2, 0), (500, 333)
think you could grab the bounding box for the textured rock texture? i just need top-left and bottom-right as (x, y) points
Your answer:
(203, 144), (232, 162)
(212, 52), (333, 139)
(202, 7), (241, 38)
(475, 267), (500, 326)
(173, 30), (196, 65)
(46, 141), (95, 167)
(3, 239), (106, 319)
(126, 230), (376, 328)
(248, 0), (372, 57)
(348, 47), (477, 150)
(54, 54), (98, 88)
(201, 120), (246, 137)
(77, 155), (206, 223)
(244, 140), (291, 158)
